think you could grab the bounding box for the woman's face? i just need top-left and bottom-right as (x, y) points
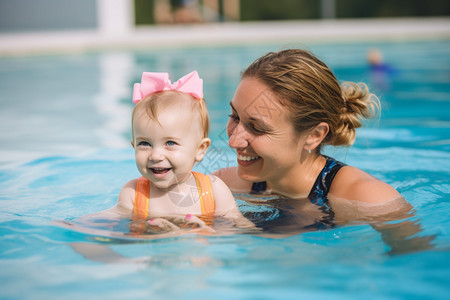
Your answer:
(227, 77), (307, 183)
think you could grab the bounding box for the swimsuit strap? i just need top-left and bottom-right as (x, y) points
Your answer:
(307, 156), (346, 227)
(308, 156), (346, 206)
(131, 173), (215, 221)
(132, 176), (150, 221)
(192, 172), (215, 225)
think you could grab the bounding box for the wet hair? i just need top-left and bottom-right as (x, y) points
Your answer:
(242, 49), (380, 148)
(131, 90), (209, 141)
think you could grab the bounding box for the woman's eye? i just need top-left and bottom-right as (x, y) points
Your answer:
(228, 114), (239, 122)
(250, 127), (265, 134)
(248, 124), (267, 135)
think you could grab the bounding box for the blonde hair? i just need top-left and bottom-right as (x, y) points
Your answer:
(242, 49), (379, 148)
(131, 91), (209, 141)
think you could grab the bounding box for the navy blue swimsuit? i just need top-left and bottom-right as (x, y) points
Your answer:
(250, 156), (346, 229)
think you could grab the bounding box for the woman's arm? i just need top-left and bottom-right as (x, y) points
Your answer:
(371, 217), (435, 255)
(329, 168), (434, 254)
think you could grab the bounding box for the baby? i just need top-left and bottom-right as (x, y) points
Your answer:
(110, 71), (249, 234)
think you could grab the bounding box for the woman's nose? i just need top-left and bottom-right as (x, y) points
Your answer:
(227, 122), (249, 149)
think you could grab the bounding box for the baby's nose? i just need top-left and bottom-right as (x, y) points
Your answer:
(149, 147), (165, 161)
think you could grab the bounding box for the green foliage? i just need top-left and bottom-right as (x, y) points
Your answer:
(240, 0), (320, 21)
(133, 0), (450, 25)
(135, 0), (155, 25)
(337, 0), (450, 18)
(240, 0), (450, 20)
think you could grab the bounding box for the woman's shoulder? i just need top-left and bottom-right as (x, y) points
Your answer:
(211, 167), (253, 193)
(330, 165), (401, 204)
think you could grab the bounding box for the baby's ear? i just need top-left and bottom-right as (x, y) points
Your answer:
(131, 139), (135, 148)
(195, 138), (211, 161)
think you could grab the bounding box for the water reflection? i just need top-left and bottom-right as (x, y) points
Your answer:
(55, 191), (435, 259)
(94, 53), (133, 148)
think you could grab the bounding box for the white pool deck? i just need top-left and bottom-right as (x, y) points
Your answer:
(0, 17), (449, 55)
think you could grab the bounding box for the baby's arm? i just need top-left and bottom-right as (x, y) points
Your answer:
(80, 179), (136, 221)
(209, 175), (255, 228)
(113, 179), (137, 218)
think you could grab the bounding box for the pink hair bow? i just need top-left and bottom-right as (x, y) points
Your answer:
(132, 71), (203, 104)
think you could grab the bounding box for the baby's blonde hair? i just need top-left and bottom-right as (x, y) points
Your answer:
(131, 90), (209, 142)
(242, 49), (379, 148)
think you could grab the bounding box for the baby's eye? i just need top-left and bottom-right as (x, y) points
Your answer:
(138, 141), (151, 147)
(166, 141), (177, 147)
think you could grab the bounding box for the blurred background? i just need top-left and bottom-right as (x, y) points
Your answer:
(0, 0), (449, 163)
(1, 0), (449, 55)
(1, 0), (450, 31)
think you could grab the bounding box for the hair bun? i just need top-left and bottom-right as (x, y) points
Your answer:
(329, 82), (380, 146)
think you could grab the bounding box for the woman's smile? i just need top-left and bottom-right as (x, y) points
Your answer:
(237, 153), (262, 167)
(237, 153), (260, 162)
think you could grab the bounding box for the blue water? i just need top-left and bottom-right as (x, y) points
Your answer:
(0, 39), (449, 299)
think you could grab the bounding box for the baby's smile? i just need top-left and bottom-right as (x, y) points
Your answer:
(150, 167), (172, 175)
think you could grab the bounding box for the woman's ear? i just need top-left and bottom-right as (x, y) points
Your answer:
(195, 138), (211, 161)
(305, 122), (329, 152)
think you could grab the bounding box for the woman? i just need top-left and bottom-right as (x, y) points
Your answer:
(213, 49), (412, 226)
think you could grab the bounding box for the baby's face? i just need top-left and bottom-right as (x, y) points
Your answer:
(132, 105), (207, 190)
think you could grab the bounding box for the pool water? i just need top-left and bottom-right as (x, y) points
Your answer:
(1, 40), (449, 299)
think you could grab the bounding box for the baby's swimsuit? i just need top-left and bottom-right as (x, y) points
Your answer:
(132, 172), (215, 222)
(250, 156), (346, 229)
